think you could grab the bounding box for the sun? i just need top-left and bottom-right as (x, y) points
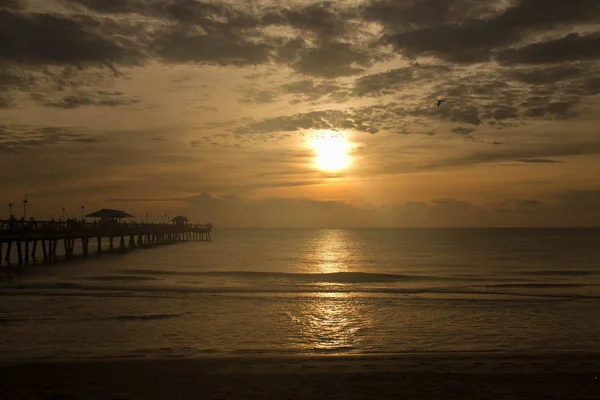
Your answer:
(310, 131), (351, 172)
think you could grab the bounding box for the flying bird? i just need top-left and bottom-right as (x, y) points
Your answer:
(436, 99), (446, 107)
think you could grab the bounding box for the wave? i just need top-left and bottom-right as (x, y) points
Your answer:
(481, 283), (600, 289)
(117, 270), (473, 283)
(77, 275), (159, 282)
(104, 313), (181, 321)
(2, 281), (599, 300)
(519, 270), (598, 277)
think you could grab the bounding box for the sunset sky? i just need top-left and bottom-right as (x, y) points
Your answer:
(1, 0), (600, 227)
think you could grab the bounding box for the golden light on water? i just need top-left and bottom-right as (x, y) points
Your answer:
(310, 130), (351, 172)
(285, 230), (370, 352)
(298, 293), (364, 351)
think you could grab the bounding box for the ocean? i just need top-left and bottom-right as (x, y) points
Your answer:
(1, 228), (599, 362)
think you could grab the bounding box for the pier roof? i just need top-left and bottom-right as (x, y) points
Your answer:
(85, 209), (134, 219)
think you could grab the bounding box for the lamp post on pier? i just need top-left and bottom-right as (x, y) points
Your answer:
(62, 208), (66, 220)
(146, 213), (149, 223)
(81, 205), (85, 221)
(22, 195), (28, 220)
(8, 202), (12, 218)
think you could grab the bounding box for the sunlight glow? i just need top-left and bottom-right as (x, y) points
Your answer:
(310, 130), (351, 172)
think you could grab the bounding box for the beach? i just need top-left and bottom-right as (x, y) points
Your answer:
(1, 353), (599, 399)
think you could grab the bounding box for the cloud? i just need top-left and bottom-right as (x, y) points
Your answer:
(353, 67), (414, 97)
(292, 42), (373, 78)
(515, 158), (561, 163)
(0, 9), (143, 65)
(364, 0), (499, 34)
(428, 141), (600, 170)
(509, 65), (587, 85)
(524, 99), (581, 120)
(0, 125), (106, 153)
(238, 89), (278, 104)
(281, 79), (346, 103)
(494, 199), (543, 214)
(233, 108), (382, 135)
(0, 68), (37, 107)
(153, 27), (272, 66)
(553, 190), (600, 213)
(262, 2), (350, 40)
(498, 32), (600, 65)
(41, 92), (140, 109)
(171, 192), (600, 228)
(374, 0), (600, 63)
(451, 127), (475, 135)
(0, 0), (23, 10)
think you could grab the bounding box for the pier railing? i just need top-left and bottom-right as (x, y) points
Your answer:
(0, 220), (212, 237)
(0, 220), (213, 265)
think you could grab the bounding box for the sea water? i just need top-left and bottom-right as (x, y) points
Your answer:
(1, 228), (599, 362)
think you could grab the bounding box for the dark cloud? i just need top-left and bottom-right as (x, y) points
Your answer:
(292, 42), (372, 78)
(281, 79), (346, 103)
(430, 142), (600, 170)
(580, 76), (600, 96)
(153, 27), (271, 66)
(64, 0), (253, 30)
(494, 199), (543, 214)
(239, 89), (278, 104)
(553, 190), (600, 214)
(516, 158), (561, 163)
(0, 9), (143, 65)
(498, 32), (600, 65)
(262, 2), (350, 40)
(451, 127), (475, 135)
(364, 0), (497, 30)
(0, 0), (23, 10)
(375, 0), (600, 63)
(353, 67), (413, 97)
(383, 21), (512, 63)
(509, 65), (586, 85)
(352, 64), (450, 97)
(524, 100), (581, 120)
(0, 124), (106, 153)
(42, 92), (139, 109)
(0, 68), (37, 107)
(487, 106), (520, 121)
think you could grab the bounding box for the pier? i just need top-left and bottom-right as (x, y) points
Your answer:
(0, 219), (212, 266)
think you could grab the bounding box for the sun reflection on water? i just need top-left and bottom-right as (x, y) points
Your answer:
(289, 293), (370, 352)
(308, 229), (355, 274)
(288, 230), (372, 352)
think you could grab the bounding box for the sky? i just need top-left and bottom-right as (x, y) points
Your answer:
(1, 0), (600, 227)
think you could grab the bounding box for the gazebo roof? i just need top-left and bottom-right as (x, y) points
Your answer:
(172, 216), (189, 222)
(85, 208), (134, 219)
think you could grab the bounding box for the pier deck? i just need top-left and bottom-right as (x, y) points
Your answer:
(0, 220), (212, 265)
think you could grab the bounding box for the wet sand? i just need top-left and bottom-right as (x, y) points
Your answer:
(1, 352), (599, 399)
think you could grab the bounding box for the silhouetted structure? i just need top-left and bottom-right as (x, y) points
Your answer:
(172, 216), (189, 227)
(86, 208), (135, 224)
(0, 217), (212, 266)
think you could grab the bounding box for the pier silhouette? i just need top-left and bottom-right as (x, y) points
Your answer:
(0, 210), (212, 266)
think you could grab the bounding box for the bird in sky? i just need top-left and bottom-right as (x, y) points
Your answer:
(436, 99), (446, 107)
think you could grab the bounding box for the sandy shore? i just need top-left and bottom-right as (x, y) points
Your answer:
(1, 353), (598, 399)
